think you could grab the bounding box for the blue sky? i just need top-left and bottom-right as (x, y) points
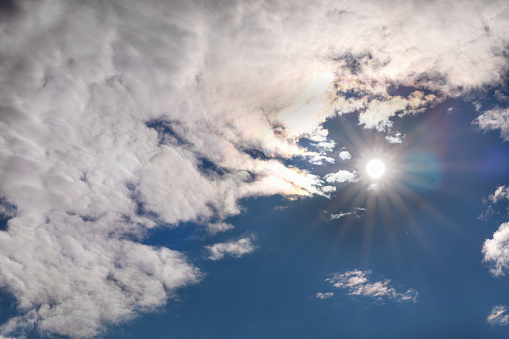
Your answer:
(1, 0), (509, 338)
(101, 105), (509, 339)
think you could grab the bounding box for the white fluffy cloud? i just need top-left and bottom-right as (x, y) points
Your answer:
(339, 151), (352, 160)
(324, 170), (358, 184)
(0, 0), (508, 337)
(474, 107), (509, 141)
(488, 305), (509, 326)
(326, 270), (418, 303)
(483, 186), (509, 276)
(316, 292), (334, 299)
(206, 236), (258, 261)
(490, 185), (509, 203)
(385, 132), (404, 144)
(483, 222), (509, 277)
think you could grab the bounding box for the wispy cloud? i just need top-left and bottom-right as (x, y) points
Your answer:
(325, 270), (418, 303)
(320, 208), (365, 221)
(206, 236), (258, 261)
(488, 305), (509, 326)
(207, 222), (235, 235)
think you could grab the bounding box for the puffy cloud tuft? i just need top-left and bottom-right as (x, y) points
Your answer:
(206, 236), (258, 261)
(474, 107), (509, 141)
(483, 222), (509, 276)
(324, 170), (358, 184)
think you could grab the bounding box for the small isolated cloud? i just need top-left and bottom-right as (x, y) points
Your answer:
(324, 170), (357, 184)
(385, 132), (404, 144)
(482, 186), (509, 276)
(367, 183), (378, 191)
(320, 210), (352, 221)
(490, 186), (509, 203)
(488, 305), (509, 326)
(206, 235), (257, 261)
(339, 151), (352, 160)
(207, 222), (234, 235)
(483, 222), (509, 276)
(474, 107), (509, 141)
(321, 207), (365, 222)
(316, 292), (334, 299)
(325, 270), (418, 303)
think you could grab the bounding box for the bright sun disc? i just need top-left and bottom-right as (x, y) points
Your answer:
(366, 159), (385, 179)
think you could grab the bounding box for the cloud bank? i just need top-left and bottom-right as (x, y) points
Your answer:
(0, 0), (508, 337)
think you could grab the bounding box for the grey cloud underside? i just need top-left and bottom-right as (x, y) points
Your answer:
(1, 0), (509, 337)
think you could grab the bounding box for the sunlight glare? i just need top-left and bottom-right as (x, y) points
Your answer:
(366, 159), (385, 179)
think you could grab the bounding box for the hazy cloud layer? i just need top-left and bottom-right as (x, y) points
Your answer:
(488, 305), (509, 326)
(0, 0), (508, 337)
(326, 270), (418, 303)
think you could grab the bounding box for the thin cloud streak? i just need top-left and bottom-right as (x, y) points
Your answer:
(326, 270), (418, 303)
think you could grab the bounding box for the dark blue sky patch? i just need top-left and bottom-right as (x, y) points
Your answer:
(196, 157), (231, 178)
(240, 147), (272, 161)
(0, 196), (16, 231)
(145, 119), (187, 146)
(145, 221), (205, 254)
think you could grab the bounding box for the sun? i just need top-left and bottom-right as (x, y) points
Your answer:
(366, 159), (385, 179)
